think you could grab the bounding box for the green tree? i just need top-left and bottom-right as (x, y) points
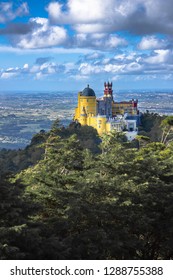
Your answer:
(139, 112), (163, 141)
(17, 133), (86, 259)
(0, 176), (42, 259)
(135, 135), (150, 149)
(161, 116), (173, 145)
(15, 126), (173, 260)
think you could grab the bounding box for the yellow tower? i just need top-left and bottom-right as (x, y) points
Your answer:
(74, 84), (111, 135)
(96, 116), (107, 135)
(74, 85), (96, 120)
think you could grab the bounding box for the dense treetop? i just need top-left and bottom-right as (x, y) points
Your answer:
(0, 113), (173, 259)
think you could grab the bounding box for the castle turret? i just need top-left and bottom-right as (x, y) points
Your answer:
(104, 82), (113, 99)
(131, 99), (138, 114)
(74, 84), (96, 123)
(79, 107), (87, 125)
(103, 82), (113, 117)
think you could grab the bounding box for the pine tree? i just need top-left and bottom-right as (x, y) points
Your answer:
(0, 176), (42, 259)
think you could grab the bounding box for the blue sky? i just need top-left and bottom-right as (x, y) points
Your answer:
(0, 0), (173, 91)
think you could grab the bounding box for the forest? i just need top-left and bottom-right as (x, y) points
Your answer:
(0, 112), (173, 260)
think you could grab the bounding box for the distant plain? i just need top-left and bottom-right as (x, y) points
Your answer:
(0, 90), (173, 149)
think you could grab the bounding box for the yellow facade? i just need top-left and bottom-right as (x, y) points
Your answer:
(113, 102), (137, 115)
(74, 84), (138, 135)
(74, 91), (110, 135)
(75, 93), (96, 119)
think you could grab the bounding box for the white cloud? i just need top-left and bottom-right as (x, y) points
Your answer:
(78, 61), (124, 75)
(85, 52), (104, 60)
(104, 64), (123, 73)
(114, 0), (139, 16)
(1, 72), (18, 79)
(71, 74), (89, 80)
(77, 47), (173, 77)
(0, 2), (29, 23)
(73, 33), (127, 50)
(0, 63), (32, 79)
(90, 33), (106, 40)
(16, 18), (67, 49)
(144, 50), (171, 64)
(2, 0), (172, 52)
(64, 62), (77, 74)
(74, 23), (108, 34)
(123, 62), (143, 73)
(102, 58), (111, 64)
(30, 61), (66, 77)
(105, 36), (127, 48)
(1, 47), (173, 82)
(138, 36), (167, 50)
(0, 60), (66, 80)
(47, 0), (118, 34)
(23, 63), (29, 69)
(47, 0), (111, 24)
(68, 0), (106, 23)
(46, 0), (173, 35)
(30, 65), (40, 74)
(40, 62), (57, 74)
(35, 72), (44, 80)
(79, 63), (102, 75)
(135, 75), (157, 81)
(0, 45), (92, 54)
(46, 2), (62, 23)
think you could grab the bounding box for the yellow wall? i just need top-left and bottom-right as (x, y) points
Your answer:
(86, 115), (108, 135)
(106, 122), (111, 133)
(112, 102), (137, 115)
(74, 91), (137, 135)
(74, 93), (96, 120)
(96, 116), (107, 135)
(80, 96), (96, 114)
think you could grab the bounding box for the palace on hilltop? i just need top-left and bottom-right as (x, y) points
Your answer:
(74, 82), (140, 140)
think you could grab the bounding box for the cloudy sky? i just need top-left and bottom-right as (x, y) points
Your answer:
(0, 0), (173, 91)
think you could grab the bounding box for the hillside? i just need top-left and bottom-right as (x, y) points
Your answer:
(1, 114), (173, 259)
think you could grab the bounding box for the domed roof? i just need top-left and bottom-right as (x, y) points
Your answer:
(82, 85), (95, 97)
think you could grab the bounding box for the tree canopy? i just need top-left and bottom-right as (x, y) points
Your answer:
(1, 115), (173, 259)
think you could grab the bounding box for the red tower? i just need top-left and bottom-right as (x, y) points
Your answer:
(132, 99), (138, 108)
(104, 82), (113, 98)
